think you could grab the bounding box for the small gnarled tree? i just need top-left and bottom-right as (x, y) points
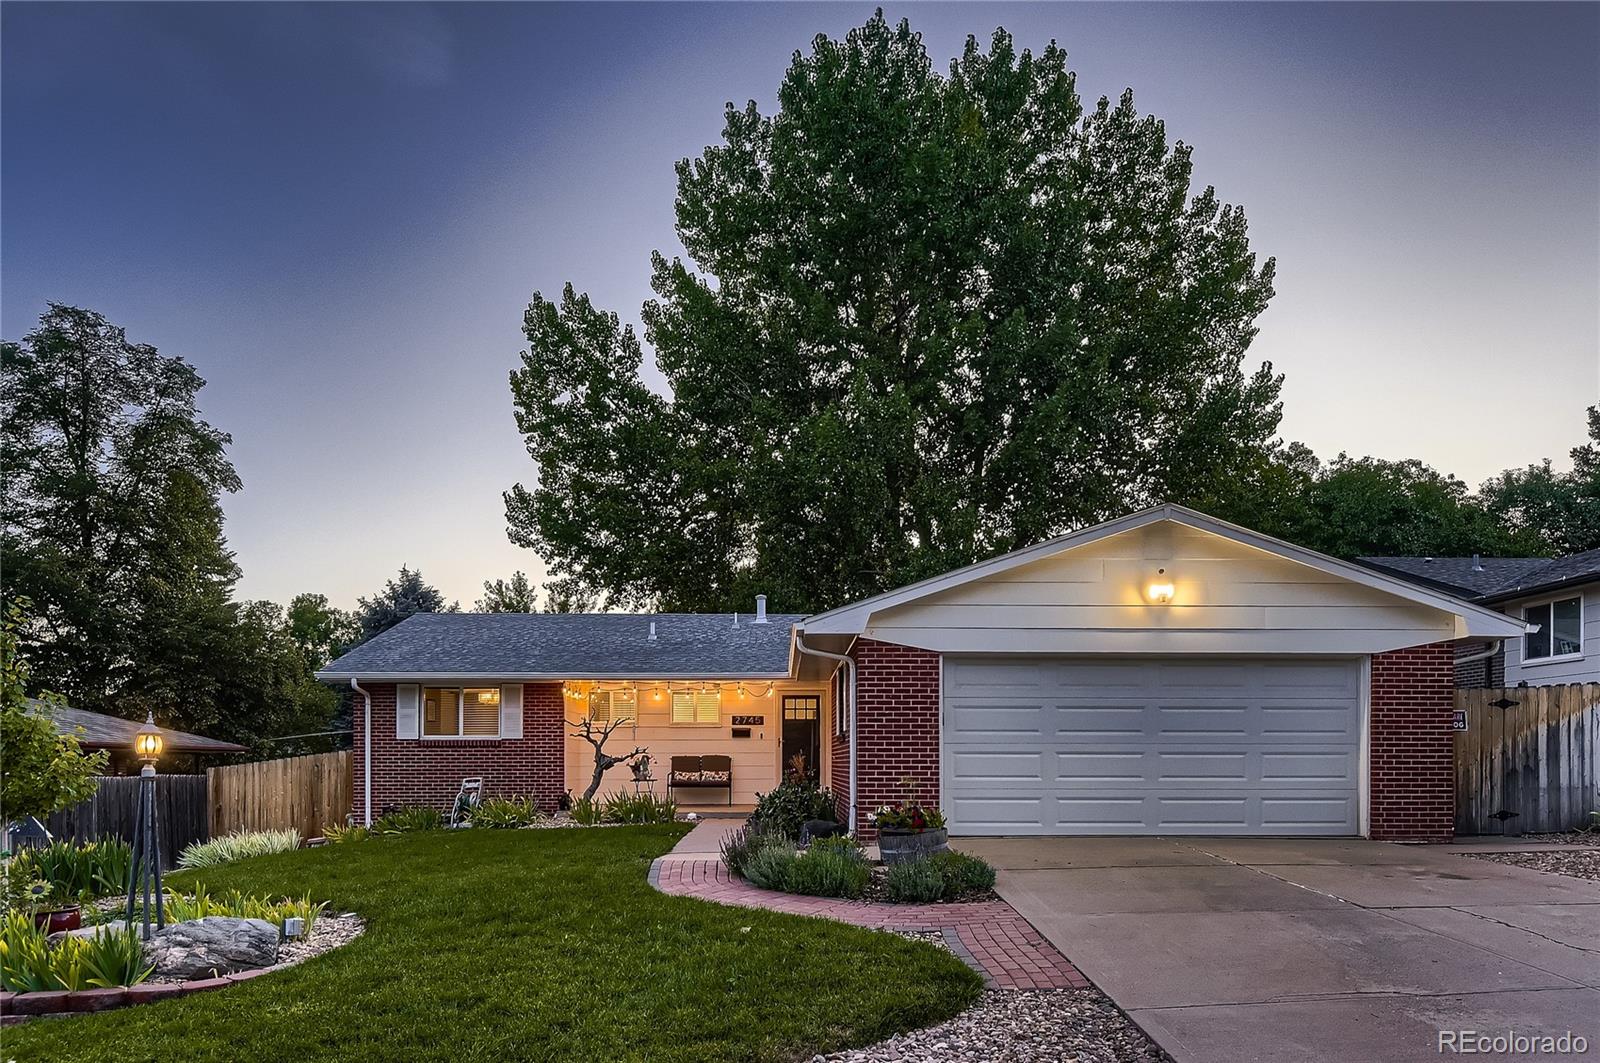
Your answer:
(567, 715), (647, 802)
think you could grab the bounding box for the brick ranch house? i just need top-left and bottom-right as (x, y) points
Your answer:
(316, 504), (1527, 841)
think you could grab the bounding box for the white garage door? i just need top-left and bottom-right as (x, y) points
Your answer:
(943, 657), (1362, 836)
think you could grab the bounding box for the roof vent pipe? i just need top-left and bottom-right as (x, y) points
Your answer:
(754, 594), (768, 624)
(648, 621), (657, 641)
(1472, 554), (1483, 572)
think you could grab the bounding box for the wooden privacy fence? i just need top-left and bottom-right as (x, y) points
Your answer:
(1455, 684), (1600, 835)
(44, 775), (208, 869)
(208, 750), (352, 840)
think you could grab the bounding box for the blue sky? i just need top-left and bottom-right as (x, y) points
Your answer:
(4, 3), (1597, 609)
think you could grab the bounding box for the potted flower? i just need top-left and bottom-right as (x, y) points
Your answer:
(871, 800), (949, 865)
(26, 880), (82, 934)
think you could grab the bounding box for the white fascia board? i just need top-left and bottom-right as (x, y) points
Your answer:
(801, 503), (1529, 641)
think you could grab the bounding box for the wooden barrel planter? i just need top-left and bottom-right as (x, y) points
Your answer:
(878, 828), (949, 865)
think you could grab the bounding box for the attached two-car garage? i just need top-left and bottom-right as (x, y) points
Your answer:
(797, 504), (1529, 841)
(942, 657), (1362, 836)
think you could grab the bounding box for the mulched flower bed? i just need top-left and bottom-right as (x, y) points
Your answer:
(809, 987), (1168, 1063)
(861, 866), (999, 905)
(1465, 833), (1600, 883)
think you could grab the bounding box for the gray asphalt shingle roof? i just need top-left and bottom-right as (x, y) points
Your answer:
(1361, 551), (1600, 602)
(1359, 556), (1552, 597)
(316, 612), (805, 679)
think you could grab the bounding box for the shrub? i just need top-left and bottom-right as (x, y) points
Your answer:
(8, 840), (133, 900)
(928, 851), (996, 894)
(599, 792), (676, 824)
(472, 796), (541, 829)
(163, 884), (328, 936)
(751, 781), (838, 840)
(720, 823), (780, 878)
(784, 849), (870, 899)
(177, 829), (300, 870)
(371, 806), (444, 835)
(569, 796), (602, 825)
(740, 836), (798, 891)
(870, 803), (946, 833)
(323, 823), (370, 844)
(806, 834), (866, 862)
(884, 858), (946, 903)
(0, 911), (152, 993)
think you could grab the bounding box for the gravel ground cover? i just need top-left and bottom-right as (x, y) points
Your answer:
(1467, 841), (1600, 882)
(810, 988), (1168, 1063)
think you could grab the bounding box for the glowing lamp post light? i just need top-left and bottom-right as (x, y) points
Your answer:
(125, 711), (167, 940)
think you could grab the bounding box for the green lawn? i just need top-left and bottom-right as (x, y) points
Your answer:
(7, 825), (981, 1062)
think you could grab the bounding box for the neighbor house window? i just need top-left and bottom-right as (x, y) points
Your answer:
(1524, 596), (1583, 661)
(670, 689), (720, 725)
(590, 689), (637, 724)
(422, 686), (500, 737)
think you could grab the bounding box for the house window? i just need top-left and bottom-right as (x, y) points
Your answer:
(422, 686), (500, 737)
(670, 689), (721, 725)
(590, 689), (637, 724)
(1524, 596), (1583, 661)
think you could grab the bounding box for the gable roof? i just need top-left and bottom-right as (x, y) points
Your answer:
(1361, 550), (1600, 604)
(1358, 556), (1551, 598)
(801, 503), (1529, 639)
(315, 612), (805, 680)
(33, 700), (247, 754)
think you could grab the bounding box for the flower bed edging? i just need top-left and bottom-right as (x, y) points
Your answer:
(1, 914), (365, 1023)
(650, 856), (1088, 990)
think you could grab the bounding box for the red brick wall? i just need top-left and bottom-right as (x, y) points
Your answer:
(1369, 642), (1456, 841)
(351, 682), (566, 821)
(847, 639), (941, 839)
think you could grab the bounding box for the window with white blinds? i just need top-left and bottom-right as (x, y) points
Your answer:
(670, 690), (721, 725)
(590, 689), (637, 724)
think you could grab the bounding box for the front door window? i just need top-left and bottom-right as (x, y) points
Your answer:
(782, 696), (821, 783)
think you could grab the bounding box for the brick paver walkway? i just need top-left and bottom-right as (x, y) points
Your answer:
(650, 856), (1089, 990)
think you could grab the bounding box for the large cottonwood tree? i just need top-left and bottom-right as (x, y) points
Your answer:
(507, 14), (1282, 612)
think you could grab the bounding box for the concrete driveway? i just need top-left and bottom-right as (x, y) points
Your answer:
(955, 837), (1600, 1063)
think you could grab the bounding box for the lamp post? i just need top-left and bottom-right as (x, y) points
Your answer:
(125, 711), (166, 940)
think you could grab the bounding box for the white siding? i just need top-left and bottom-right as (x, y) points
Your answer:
(1502, 585), (1600, 686)
(866, 523), (1460, 656)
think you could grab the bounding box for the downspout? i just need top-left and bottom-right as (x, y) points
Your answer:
(793, 632), (858, 837)
(1456, 637), (1510, 668)
(350, 678), (373, 826)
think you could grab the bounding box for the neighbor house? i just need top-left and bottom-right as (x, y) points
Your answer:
(317, 504), (1526, 841)
(1362, 550), (1600, 688)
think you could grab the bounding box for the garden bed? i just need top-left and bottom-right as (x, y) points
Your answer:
(1462, 832), (1600, 883)
(6, 826), (981, 1062)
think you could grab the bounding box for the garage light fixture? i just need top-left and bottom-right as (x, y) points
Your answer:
(1146, 569), (1175, 604)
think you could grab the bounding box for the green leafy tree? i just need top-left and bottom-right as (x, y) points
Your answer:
(1, 304), (241, 716)
(355, 566), (457, 644)
(1479, 406), (1600, 554)
(475, 571), (539, 613)
(0, 599), (106, 825)
(286, 593), (358, 668)
(506, 13), (1281, 612)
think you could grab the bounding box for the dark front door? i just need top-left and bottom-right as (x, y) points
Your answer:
(781, 696), (821, 783)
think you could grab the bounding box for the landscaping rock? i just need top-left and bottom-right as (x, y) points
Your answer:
(49, 920), (133, 945)
(800, 819), (846, 844)
(144, 917), (279, 978)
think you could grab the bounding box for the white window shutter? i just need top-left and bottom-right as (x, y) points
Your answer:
(396, 684), (420, 739)
(499, 684), (523, 739)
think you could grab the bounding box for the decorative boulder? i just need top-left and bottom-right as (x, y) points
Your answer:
(144, 917), (279, 978)
(49, 920), (133, 945)
(800, 819), (846, 844)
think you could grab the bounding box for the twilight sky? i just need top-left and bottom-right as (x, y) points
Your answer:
(3, 3), (1597, 610)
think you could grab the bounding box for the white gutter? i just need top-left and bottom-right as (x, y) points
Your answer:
(350, 678), (373, 827)
(1456, 634), (1520, 668)
(793, 632), (857, 837)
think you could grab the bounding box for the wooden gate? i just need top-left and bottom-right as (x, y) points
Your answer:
(208, 751), (352, 840)
(1455, 684), (1600, 835)
(44, 775), (208, 869)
